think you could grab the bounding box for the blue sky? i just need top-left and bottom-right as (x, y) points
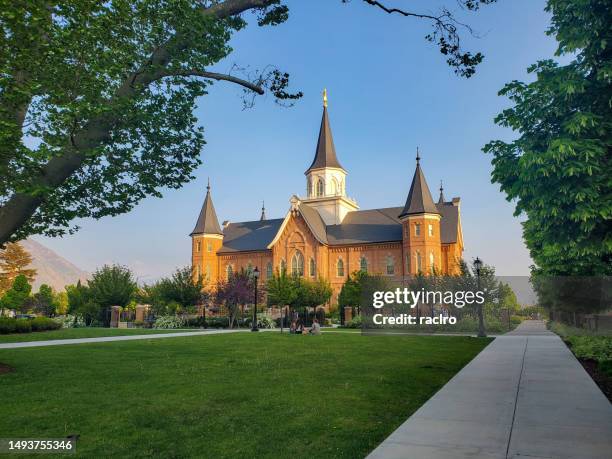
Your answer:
(36, 0), (560, 282)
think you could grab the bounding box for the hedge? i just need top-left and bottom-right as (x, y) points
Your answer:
(0, 317), (61, 334)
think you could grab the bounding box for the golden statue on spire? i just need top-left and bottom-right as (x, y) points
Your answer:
(323, 88), (328, 108)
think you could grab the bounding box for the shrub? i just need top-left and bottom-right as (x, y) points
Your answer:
(153, 315), (185, 329)
(566, 336), (612, 377)
(206, 317), (229, 328)
(244, 315), (275, 329)
(0, 318), (17, 334)
(15, 319), (32, 333)
(30, 317), (61, 331)
(185, 316), (207, 328)
(346, 315), (363, 329)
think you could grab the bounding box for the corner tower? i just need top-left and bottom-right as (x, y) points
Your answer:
(190, 180), (223, 282)
(302, 89), (358, 225)
(399, 151), (442, 275)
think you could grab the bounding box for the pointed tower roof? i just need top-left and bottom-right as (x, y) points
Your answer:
(399, 149), (440, 218)
(190, 180), (223, 236)
(438, 180), (446, 204)
(260, 201), (267, 221)
(305, 89), (345, 174)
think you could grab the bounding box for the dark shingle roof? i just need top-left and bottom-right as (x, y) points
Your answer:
(325, 207), (403, 245)
(399, 160), (440, 218)
(218, 218), (284, 253)
(305, 106), (344, 173)
(215, 203), (459, 252)
(190, 186), (223, 236)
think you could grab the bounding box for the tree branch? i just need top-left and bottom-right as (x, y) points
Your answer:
(0, 0), (278, 245)
(154, 69), (265, 94)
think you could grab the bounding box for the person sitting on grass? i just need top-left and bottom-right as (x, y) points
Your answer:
(296, 320), (304, 334)
(290, 320), (297, 334)
(309, 318), (321, 335)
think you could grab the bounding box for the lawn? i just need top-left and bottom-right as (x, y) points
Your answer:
(0, 333), (491, 458)
(0, 327), (201, 343)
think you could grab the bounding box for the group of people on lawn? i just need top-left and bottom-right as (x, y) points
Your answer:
(289, 318), (321, 335)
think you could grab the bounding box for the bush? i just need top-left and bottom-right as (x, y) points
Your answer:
(153, 315), (185, 329)
(30, 317), (61, 331)
(244, 315), (275, 329)
(185, 316), (207, 328)
(56, 314), (85, 328)
(0, 318), (17, 334)
(15, 319), (32, 333)
(346, 315), (363, 329)
(206, 317), (230, 328)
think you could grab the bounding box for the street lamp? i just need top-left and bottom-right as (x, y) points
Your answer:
(251, 266), (260, 332)
(474, 257), (486, 338)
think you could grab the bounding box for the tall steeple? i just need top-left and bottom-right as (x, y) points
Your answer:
(438, 180), (446, 204)
(305, 89), (345, 174)
(190, 179), (223, 235)
(260, 201), (266, 221)
(399, 149), (440, 218)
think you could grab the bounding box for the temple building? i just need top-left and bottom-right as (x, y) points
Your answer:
(191, 91), (464, 303)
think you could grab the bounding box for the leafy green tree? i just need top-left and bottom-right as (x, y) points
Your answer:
(484, 0), (611, 278)
(29, 284), (58, 317)
(215, 269), (257, 328)
(0, 0), (498, 246)
(266, 268), (297, 309)
(0, 274), (32, 314)
(88, 264), (137, 326)
(66, 280), (98, 325)
(142, 267), (208, 315)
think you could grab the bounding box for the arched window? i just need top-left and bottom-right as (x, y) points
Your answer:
(226, 264), (233, 280)
(331, 178), (339, 195)
(337, 258), (344, 277)
(266, 262), (273, 278)
(280, 259), (286, 273)
(428, 224), (434, 237)
(309, 258), (316, 277)
(316, 179), (324, 197)
(307, 178), (313, 197)
(416, 252), (422, 273)
(196, 241), (201, 252)
(360, 256), (368, 273)
(291, 251), (304, 276)
(429, 252), (435, 273)
(386, 256), (395, 275)
(246, 263), (253, 276)
(415, 223), (421, 236)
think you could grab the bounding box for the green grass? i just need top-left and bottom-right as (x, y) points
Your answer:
(0, 333), (491, 458)
(0, 327), (200, 343)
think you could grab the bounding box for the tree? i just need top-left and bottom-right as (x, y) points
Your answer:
(140, 266), (208, 315)
(266, 268), (297, 309)
(0, 242), (37, 293)
(88, 265), (137, 326)
(483, 0), (611, 278)
(215, 269), (256, 328)
(338, 271), (365, 324)
(28, 284), (58, 317)
(66, 280), (97, 326)
(0, 274), (32, 314)
(0, 0), (498, 246)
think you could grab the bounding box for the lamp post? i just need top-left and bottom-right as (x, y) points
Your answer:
(251, 266), (260, 332)
(474, 257), (486, 338)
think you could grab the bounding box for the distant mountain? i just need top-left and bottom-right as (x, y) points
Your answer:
(21, 239), (89, 292)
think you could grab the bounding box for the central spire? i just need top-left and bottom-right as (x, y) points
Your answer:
(304, 89), (345, 174)
(190, 179), (223, 236)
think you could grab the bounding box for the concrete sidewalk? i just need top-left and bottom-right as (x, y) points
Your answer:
(0, 329), (244, 349)
(367, 320), (612, 459)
